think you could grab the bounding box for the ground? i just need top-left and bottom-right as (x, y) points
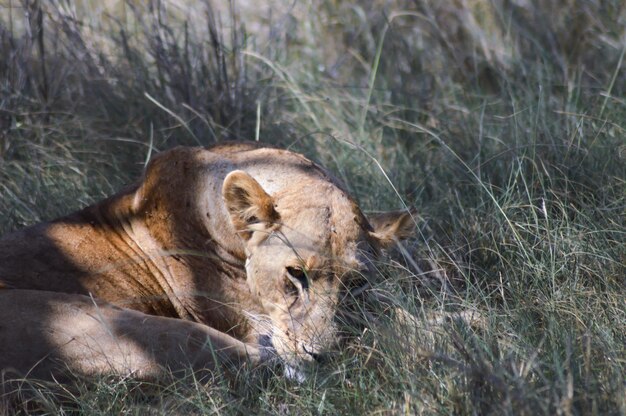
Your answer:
(0, 1), (624, 414)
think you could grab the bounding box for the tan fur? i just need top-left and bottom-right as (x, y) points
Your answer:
(0, 142), (413, 382)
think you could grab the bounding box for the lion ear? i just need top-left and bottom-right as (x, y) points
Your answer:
(222, 170), (279, 240)
(368, 209), (416, 247)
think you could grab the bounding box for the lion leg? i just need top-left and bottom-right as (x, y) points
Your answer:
(0, 289), (263, 383)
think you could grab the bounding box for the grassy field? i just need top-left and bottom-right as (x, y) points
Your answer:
(1, 0), (625, 414)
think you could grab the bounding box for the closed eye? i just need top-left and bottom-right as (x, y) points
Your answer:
(286, 266), (309, 291)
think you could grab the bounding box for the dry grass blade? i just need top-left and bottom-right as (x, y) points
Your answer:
(0, 0), (624, 414)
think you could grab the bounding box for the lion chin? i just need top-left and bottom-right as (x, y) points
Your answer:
(0, 142), (414, 384)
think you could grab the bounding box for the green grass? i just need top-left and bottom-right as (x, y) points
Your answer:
(1, 0), (625, 414)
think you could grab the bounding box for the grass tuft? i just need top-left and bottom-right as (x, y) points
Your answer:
(1, 0), (624, 414)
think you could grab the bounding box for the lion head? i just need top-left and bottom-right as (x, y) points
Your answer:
(222, 168), (414, 376)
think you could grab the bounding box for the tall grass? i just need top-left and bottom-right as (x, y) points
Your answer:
(1, 0), (625, 414)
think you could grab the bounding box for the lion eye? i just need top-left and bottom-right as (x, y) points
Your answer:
(284, 277), (298, 296)
(286, 266), (309, 291)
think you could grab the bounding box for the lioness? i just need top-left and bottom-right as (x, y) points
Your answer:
(0, 142), (412, 383)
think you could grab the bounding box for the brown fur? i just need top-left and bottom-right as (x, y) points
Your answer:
(0, 142), (413, 382)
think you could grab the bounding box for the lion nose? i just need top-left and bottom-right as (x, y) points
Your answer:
(302, 345), (328, 364)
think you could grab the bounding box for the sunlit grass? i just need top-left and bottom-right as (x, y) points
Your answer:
(1, 0), (624, 414)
